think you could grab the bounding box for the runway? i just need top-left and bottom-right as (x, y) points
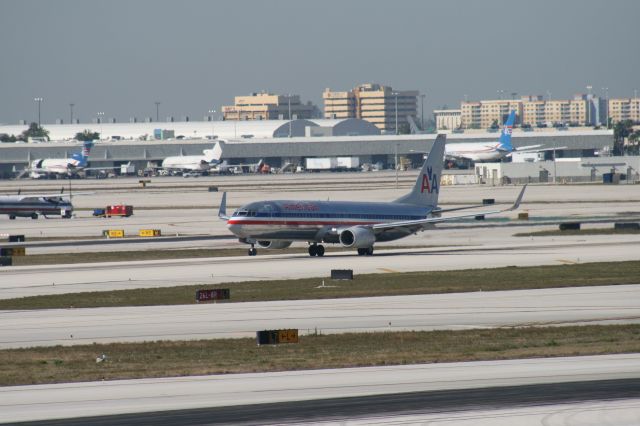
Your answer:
(2, 354), (639, 424)
(2, 238), (640, 300)
(1, 285), (638, 349)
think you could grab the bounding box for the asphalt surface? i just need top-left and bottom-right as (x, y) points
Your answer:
(2, 285), (638, 349)
(2, 354), (639, 424)
(13, 380), (640, 425)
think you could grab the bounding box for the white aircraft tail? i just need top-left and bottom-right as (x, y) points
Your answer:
(394, 134), (446, 208)
(203, 140), (225, 163)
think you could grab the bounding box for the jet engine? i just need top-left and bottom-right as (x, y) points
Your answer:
(257, 240), (293, 250)
(339, 226), (376, 248)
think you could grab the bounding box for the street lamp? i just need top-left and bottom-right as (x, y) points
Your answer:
(208, 109), (216, 139)
(154, 101), (161, 122)
(69, 103), (75, 125)
(420, 93), (426, 130)
(288, 94), (292, 138)
(393, 92), (399, 135)
(602, 87), (609, 127)
(34, 98), (43, 126)
(395, 143), (399, 189)
(97, 112), (105, 140)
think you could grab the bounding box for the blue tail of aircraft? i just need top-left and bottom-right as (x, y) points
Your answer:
(498, 110), (516, 152)
(71, 141), (93, 167)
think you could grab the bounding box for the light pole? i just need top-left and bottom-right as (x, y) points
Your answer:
(69, 103), (75, 125)
(208, 109), (216, 139)
(497, 89), (504, 100)
(97, 112), (104, 140)
(393, 92), (399, 135)
(34, 97), (43, 126)
(395, 143), (399, 189)
(420, 93), (426, 130)
(288, 95), (292, 138)
(154, 101), (161, 122)
(602, 87), (609, 127)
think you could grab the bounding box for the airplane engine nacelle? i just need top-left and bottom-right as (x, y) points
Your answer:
(257, 240), (292, 250)
(339, 226), (376, 248)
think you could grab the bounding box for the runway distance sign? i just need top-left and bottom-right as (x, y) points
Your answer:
(195, 288), (230, 302)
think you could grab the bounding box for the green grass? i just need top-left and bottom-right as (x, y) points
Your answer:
(2, 324), (639, 386)
(2, 261), (639, 310)
(515, 228), (640, 237)
(11, 246), (390, 266)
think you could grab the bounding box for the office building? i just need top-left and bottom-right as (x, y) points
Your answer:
(323, 83), (418, 133)
(222, 92), (317, 121)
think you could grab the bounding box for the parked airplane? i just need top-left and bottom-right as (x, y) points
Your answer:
(218, 134), (526, 256)
(161, 141), (224, 174)
(23, 141), (94, 178)
(0, 192), (73, 219)
(445, 111), (543, 162)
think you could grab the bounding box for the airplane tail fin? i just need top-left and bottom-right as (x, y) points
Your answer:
(203, 140), (224, 163)
(393, 134), (446, 208)
(71, 141), (93, 166)
(498, 110), (516, 152)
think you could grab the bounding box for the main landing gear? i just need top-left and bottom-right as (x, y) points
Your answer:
(308, 244), (325, 257)
(357, 247), (374, 256)
(247, 244), (257, 256)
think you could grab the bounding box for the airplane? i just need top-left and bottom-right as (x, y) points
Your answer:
(0, 191), (73, 219)
(218, 134), (526, 257)
(445, 111), (544, 162)
(212, 158), (265, 175)
(24, 141), (95, 179)
(160, 141), (224, 174)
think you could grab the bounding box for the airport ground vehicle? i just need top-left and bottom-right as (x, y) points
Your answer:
(93, 205), (133, 217)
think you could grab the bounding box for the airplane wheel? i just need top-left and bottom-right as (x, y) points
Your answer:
(365, 247), (374, 256)
(248, 248), (257, 256)
(9, 215), (16, 220)
(308, 245), (318, 257)
(357, 248), (366, 256)
(31, 213), (38, 220)
(316, 245), (325, 257)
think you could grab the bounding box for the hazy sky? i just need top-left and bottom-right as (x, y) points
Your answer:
(1, 0), (638, 125)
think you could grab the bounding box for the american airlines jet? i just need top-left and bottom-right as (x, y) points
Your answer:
(219, 135), (526, 256)
(0, 193), (73, 219)
(445, 111), (542, 162)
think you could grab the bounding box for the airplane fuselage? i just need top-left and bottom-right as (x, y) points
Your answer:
(0, 196), (73, 218)
(445, 143), (506, 162)
(161, 156), (213, 171)
(227, 200), (431, 243)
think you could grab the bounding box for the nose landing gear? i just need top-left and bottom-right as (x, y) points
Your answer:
(248, 243), (257, 256)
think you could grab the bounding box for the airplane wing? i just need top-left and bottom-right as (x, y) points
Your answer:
(371, 185), (526, 233)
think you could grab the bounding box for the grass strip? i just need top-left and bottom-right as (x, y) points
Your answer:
(2, 261), (639, 310)
(11, 246), (384, 266)
(1, 324), (639, 386)
(515, 228), (640, 237)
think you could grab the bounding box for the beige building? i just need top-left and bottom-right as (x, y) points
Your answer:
(522, 96), (588, 126)
(222, 92), (316, 121)
(461, 100), (522, 129)
(459, 95), (597, 129)
(608, 98), (640, 123)
(323, 83), (418, 133)
(433, 109), (461, 130)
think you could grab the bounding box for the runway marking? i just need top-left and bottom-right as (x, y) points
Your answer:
(377, 268), (399, 273)
(557, 259), (579, 265)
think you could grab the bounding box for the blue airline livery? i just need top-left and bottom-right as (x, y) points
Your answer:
(219, 134), (526, 256)
(445, 111), (542, 162)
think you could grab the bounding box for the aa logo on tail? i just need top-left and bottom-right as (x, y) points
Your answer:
(420, 166), (439, 194)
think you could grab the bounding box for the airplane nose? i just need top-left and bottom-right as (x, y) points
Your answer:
(228, 224), (243, 237)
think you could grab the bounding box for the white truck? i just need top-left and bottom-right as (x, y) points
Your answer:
(305, 157), (360, 172)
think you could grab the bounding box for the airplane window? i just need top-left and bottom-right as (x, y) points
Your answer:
(238, 211), (248, 216)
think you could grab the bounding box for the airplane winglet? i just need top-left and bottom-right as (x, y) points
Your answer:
(507, 185), (527, 211)
(218, 192), (229, 220)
